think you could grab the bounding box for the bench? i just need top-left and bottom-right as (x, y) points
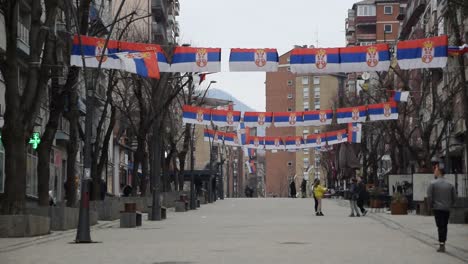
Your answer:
(120, 203), (142, 228)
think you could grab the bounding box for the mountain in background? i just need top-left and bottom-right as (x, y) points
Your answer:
(207, 89), (265, 136)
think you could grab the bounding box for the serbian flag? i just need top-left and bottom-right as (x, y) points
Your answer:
(273, 112), (304, 127)
(211, 109), (241, 127)
(348, 123), (362, 143)
(182, 105), (211, 125)
(284, 136), (304, 150)
(229, 48), (279, 72)
(336, 106), (367, 124)
(303, 109), (333, 126)
(397, 35), (448, 69)
(203, 129), (223, 144)
(448, 44), (468, 56)
(340, 44), (390, 72)
(304, 133), (326, 148)
(237, 122), (247, 145)
(70, 35), (170, 71)
(170, 46), (221, 72)
(368, 101), (398, 121)
(116, 52), (160, 79)
(224, 132), (240, 146)
(246, 136), (265, 149)
(264, 136), (285, 150)
(290, 47), (340, 74)
(393, 91), (410, 102)
(243, 112), (273, 128)
(326, 129), (348, 146)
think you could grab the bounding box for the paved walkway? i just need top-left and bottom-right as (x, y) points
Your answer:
(0, 198), (467, 264)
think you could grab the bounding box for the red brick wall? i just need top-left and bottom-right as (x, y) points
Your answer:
(376, 3), (400, 42)
(265, 51), (297, 197)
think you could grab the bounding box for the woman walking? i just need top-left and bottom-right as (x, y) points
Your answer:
(313, 179), (327, 216)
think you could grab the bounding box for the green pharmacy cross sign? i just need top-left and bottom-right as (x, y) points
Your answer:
(29, 132), (41, 150)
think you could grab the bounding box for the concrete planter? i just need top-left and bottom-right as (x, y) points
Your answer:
(390, 202), (408, 215)
(91, 199), (120, 221)
(0, 215), (50, 237)
(50, 206), (79, 231)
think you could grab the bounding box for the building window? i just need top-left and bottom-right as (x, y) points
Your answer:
(287, 80), (293, 86)
(357, 5), (376, 16)
(287, 93), (293, 99)
(287, 67), (291, 72)
(313, 77), (320, 85)
(304, 149), (309, 155)
(303, 91), (309, 98)
(287, 57), (290, 62)
(314, 129), (320, 134)
(287, 107), (292, 112)
(315, 105), (320, 110)
(360, 41), (375, 46)
(314, 87), (320, 92)
(384, 6), (393, 15)
(303, 101), (309, 111)
(302, 76), (309, 85)
(315, 91), (320, 98)
(303, 129), (309, 134)
(384, 24), (392, 33)
(287, 161), (293, 167)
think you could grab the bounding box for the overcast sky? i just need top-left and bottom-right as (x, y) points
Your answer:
(178, 0), (358, 111)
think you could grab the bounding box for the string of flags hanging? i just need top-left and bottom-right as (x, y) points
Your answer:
(71, 35), (467, 79)
(203, 123), (363, 151)
(182, 101), (399, 128)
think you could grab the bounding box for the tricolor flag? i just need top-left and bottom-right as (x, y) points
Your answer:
(243, 112), (273, 128)
(116, 52), (160, 79)
(273, 112), (304, 127)
(393, 91), (410, 102)
(326, 129), (348, 146)
(170, 46), (221, 72)
(340, 44), (390, 72)
(182, 105), (211, 125)
(229, 48), (279, 72)
(237, 122), (247, 145)
(348, 123), (362, 143)
(284, 136), (304, 150)
(368, 101), (398, 121)
(448, 44), (468, 56)
(303, 109), (333, 126)
(203, 129), (224, 144)
(224, 132), (240, 146)
(264, 136), (285, 150)
(304, 133), (326, 148)
(211, 109), (241, 127)
(70, 35), (170, 71)
(397, 35), (448, 70)
(246, 136), (265, 149)
(290, 47), (340, 74)
(336, 106), (367, 124)
(246, 160), (256, 174)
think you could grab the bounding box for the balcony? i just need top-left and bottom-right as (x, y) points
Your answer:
(174, 0), (180, 16)
(355, 16), (376, 26)
(152, 22), (167, 43)
(167, 14), (175, 25)
(174, 21), (180, 37)
(357, 33), (376, 40)
(151, 0), (167, 23)
(55, 117), (70, 145)
(17, 22), (30, 55)
(401, 0), (428, 39)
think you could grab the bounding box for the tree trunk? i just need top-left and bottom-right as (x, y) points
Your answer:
(132, 137), (145, 196)
(65, 86), (80, 207)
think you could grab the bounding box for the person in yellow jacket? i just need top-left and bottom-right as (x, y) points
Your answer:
(313, 180), (328, 216)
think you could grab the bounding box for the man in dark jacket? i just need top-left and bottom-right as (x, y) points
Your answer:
(301, 179), (307, 198)
(290, 180), (296, 198)
(427, 162), (456, 253)
(356, 177), (368, 216)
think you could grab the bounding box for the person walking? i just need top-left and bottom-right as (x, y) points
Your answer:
(427, 162), (457, 253)
(311, 179), (319, 214)
(301, 178), (307, 198)
(356, 177), (368, 216)
(313, 179), (327, 216)
(290, 180), (297, 198)
(349, 178), (360, 217)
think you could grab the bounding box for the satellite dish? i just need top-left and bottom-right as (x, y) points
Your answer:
(361, 72), (370, 80)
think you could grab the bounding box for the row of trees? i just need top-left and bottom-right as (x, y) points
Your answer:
(325, 1), (468, 185)
(0, 0), (207, 215)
